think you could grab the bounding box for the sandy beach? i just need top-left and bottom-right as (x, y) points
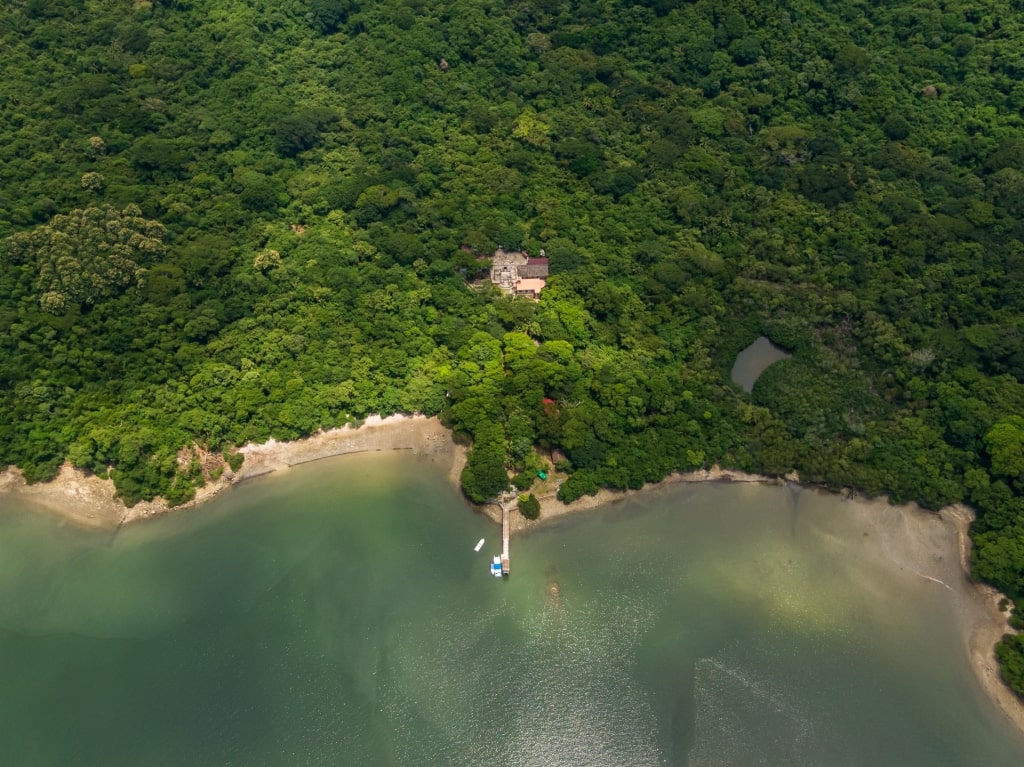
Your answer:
(0, 414), (1021, 732)
(0, 414), (466, 529)
(940, 503), (1024, 733)
(477, 464), (791, 535)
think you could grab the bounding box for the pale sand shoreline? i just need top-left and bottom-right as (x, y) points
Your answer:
(481, 465), (792, 536)
(0, 414), (1021, 732)
(942, 503), (1024, 734)
(0, 414), (467, 529)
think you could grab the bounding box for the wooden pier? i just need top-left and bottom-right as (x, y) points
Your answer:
(501, 498), (510, 575)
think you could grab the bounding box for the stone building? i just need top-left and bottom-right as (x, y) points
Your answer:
(489, 248), (549, 297)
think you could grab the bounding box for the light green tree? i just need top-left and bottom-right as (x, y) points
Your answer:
(1, 204), (165, 314)
(985, 416), (1024, 482)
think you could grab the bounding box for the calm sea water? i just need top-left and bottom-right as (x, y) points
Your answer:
(1, 453), (1022, 766)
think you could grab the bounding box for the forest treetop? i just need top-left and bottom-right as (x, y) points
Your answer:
(2, 0), (1024, 691)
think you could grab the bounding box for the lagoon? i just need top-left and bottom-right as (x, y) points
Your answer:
(0, 453), (1022, 765)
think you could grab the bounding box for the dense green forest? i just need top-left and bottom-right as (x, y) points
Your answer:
(2, 0), (1024, 689)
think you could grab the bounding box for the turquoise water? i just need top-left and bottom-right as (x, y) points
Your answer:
(1, 454), (1022, 765)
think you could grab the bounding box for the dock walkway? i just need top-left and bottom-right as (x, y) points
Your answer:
(501, 498), (510, 575)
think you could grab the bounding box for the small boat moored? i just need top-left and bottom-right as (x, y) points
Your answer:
(491, 556), (503, 577)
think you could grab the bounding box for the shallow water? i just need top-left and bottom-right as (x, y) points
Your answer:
(731, 336), (791, 392)
(0, 454), (1022, 765)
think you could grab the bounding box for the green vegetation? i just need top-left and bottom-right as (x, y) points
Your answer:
(518, 493), (541, 520)
(996, 634), (1024, 699)
(2, 0), (1024, 690)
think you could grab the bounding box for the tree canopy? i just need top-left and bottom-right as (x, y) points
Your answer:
(2, 0), (1024, 693)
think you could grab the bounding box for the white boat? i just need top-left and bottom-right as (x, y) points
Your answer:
(491, 556), (503, 577)
(474, 538), (485, 552)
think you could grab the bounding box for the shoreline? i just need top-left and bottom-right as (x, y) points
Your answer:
(477, 465), (792, 536)
(0, 416), (1021, 732)
(0, 414), (467, 529)
(943, 503), (1024, 734)
(477, 467), (1024, 734)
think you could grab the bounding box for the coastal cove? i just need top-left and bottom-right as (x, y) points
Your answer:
(1, 414), (1023, 748)
(4, 1), (1024, 748)
(0, 451), (1023, 765)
